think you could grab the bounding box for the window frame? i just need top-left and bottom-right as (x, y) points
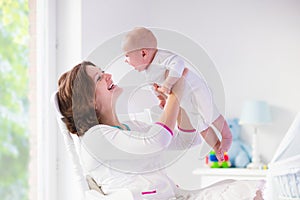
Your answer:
(35, 0), (58, 199)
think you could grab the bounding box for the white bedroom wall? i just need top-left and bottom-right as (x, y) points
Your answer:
(55, 0), (300, 194)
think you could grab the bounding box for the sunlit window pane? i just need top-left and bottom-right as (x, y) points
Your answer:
(0, 0), (29, 199)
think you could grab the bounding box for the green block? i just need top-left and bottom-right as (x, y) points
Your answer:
(211, 162), (220, 168)
(221, 162), (230, 168)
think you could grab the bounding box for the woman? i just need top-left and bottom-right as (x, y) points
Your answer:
(57, 61), (264, 200)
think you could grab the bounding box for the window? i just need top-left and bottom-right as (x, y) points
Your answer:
(0, 0), (30, 200)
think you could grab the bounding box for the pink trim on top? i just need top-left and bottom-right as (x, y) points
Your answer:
(141, 190), (157, 195)
(177, 126), (196, 132)
(155, 122), (173, 136)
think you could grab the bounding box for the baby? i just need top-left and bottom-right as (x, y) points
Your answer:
(122, 27), (232, 161)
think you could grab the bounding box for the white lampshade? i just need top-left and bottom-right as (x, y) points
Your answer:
(239, 100), (271, 126)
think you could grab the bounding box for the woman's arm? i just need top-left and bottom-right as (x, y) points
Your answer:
(154, 71), (203, 150)
(155, 83), (195, 132)
(155, 68), (188, 133)
(177, 108), (195, 132)
(159, 76), (179, 94)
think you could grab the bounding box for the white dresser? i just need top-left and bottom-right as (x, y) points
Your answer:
(192, 168), (267, 188)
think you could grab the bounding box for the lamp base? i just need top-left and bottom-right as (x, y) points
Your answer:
(247, 162), (262, 169)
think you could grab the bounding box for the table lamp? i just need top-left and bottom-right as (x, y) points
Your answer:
(239, 100), (271, 169)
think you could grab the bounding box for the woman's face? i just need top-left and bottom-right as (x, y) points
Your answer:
(86, 65), (122, 112)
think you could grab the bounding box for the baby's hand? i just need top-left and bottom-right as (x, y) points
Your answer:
(157, 86), (171, 94)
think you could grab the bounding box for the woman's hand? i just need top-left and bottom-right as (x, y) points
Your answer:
(153, 83), (168, 109)
(170, 68), (188, 101)
(153, 68), (188, 108)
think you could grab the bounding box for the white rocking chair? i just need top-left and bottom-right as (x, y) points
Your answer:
(51, 92), (134, 200)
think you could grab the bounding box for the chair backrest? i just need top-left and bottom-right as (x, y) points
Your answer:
(51, 91), (134, 200)
(50, 92), (89, 195)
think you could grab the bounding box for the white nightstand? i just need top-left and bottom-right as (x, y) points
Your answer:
(192, 168), (267, 188)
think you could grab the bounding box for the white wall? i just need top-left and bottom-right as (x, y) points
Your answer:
(55, 0), (300, 196)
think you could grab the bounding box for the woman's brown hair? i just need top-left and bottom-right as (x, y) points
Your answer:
(57, 61), (100, 136)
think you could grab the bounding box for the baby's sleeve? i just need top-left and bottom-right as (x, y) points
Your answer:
(165, 55), (185, 78)
(162, 55), (185, 91)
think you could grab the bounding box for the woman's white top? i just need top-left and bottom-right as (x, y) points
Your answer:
(79, 120), (201, 200)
